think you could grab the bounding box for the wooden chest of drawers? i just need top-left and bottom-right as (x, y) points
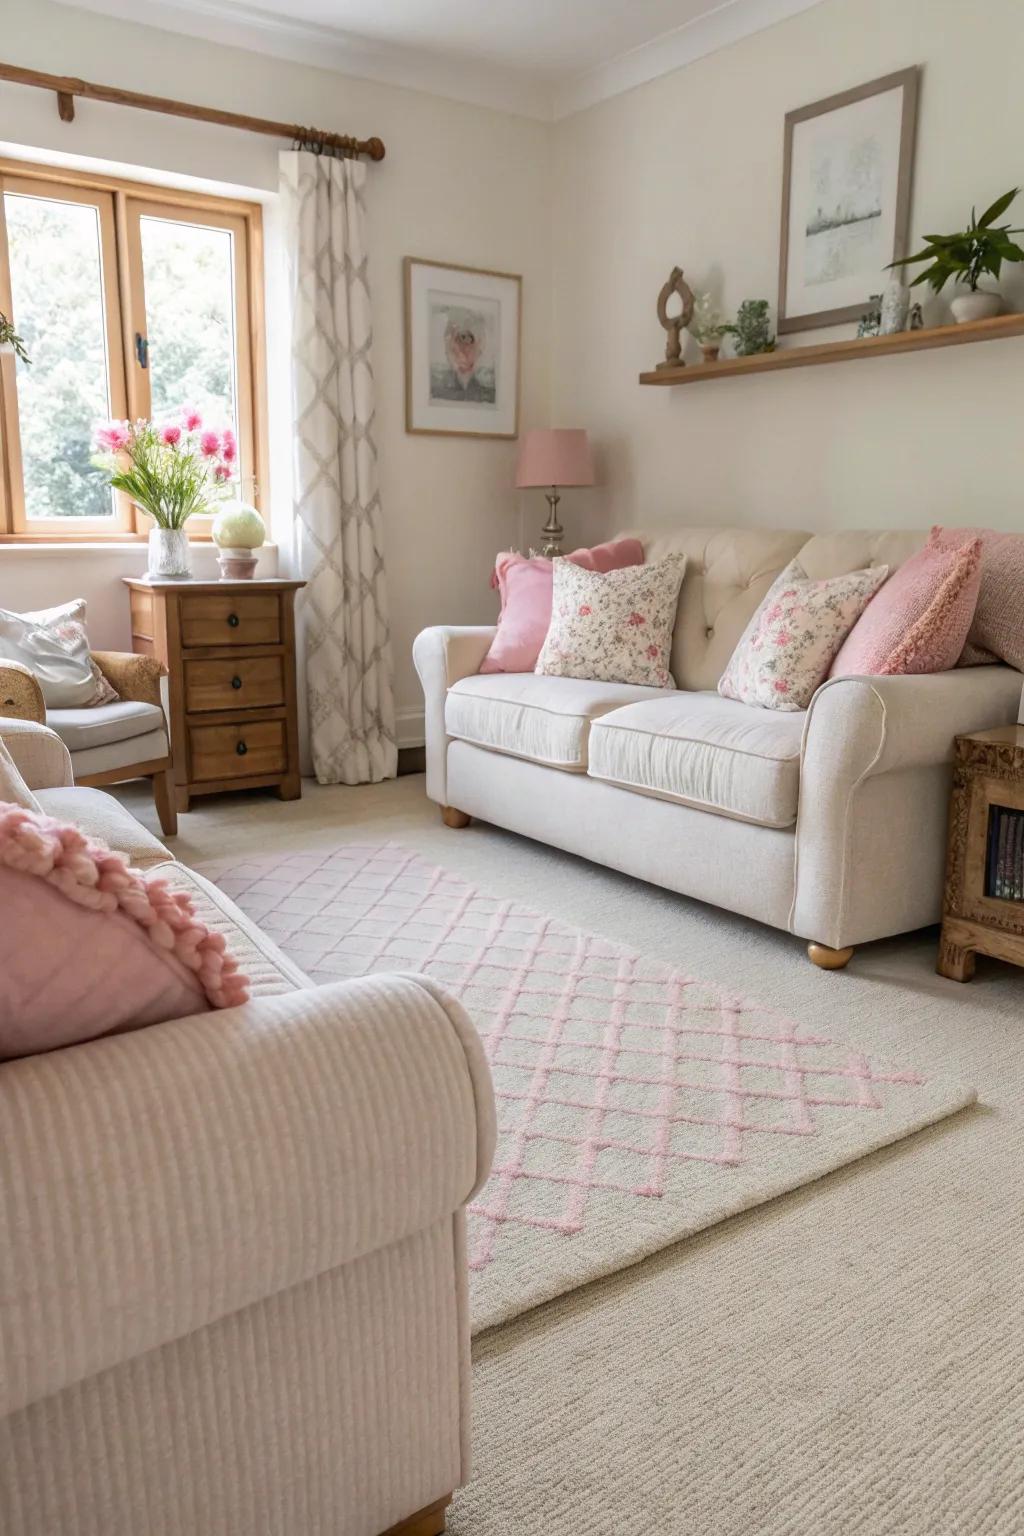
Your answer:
(124, 577), (305, 813)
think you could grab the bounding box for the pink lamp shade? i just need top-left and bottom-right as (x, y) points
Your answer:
(515, 429), (594, 490)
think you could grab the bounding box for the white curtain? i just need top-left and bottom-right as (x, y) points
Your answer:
(280, 150), (398, 785)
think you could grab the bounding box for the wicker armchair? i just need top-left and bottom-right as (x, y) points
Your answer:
(0, 652), (176, 835)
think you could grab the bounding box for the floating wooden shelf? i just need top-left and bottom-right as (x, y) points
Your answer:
(639, 311), (1024, 386)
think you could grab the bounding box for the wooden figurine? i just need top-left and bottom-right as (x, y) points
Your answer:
(656, 267), (695, 370)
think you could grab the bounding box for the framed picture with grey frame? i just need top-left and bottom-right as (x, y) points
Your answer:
(404, 257), (521, 438)
(777, 67), (920, 334)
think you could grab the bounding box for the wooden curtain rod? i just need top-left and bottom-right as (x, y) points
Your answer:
(0, 61), (386, 161)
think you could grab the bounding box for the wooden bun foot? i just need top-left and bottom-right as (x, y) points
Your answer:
(807, 942), (855, 970)
(441, 806), (471, 829)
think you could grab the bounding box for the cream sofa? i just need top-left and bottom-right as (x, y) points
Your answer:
(415, 527), (1022, 967)
(0, 720), (496, 1536)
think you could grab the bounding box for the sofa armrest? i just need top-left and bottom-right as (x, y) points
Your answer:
(794, 666), (1023, 946)
(0, 972), (496, 1418)
(0, 717), (73, 789)
(413, 626), (497, 804)
(92, 649), (165, 707)
(0, 661), (45, 723)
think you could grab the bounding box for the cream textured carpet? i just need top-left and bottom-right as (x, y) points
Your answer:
(120, 778), (1024, 1535)
(202, 840), (974, 1334)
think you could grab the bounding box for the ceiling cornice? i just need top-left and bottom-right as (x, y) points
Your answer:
(556, 0), (829, 119)
(54, 0), (556, 120)
(55, 0), (830, 123)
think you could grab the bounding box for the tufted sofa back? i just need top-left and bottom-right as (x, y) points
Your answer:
(624, 526), (928, 692)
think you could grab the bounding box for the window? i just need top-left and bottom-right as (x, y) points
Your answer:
(0, 162), (265, 539)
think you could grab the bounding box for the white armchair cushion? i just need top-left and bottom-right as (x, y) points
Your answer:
(0, 600), (115, 708)
(47, 699), (166, 752)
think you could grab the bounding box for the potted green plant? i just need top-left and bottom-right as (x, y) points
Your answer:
(721, 299), (775, 356)
(690, 293), (726, 363)
(93, 411), (235, 579)
(888, 188), (1024, 323)
(0, 311), (30, 364)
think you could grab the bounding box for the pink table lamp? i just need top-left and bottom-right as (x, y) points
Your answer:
(515, 428), (594, 556)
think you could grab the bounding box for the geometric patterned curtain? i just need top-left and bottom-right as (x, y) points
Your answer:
(279, 150), (397, 785)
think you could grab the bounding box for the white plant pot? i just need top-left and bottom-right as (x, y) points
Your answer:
(950, 291), (1001, 324)
(147, 527), (192, 580)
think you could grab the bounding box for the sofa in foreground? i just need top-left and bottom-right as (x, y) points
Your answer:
(0, 720), (495, 1536)
(415, 526), (1022, 967)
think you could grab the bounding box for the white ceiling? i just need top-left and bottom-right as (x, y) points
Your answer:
(58, 0), (827, 119)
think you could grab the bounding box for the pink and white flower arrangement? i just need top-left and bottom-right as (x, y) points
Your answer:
(93, 409), (236, 530)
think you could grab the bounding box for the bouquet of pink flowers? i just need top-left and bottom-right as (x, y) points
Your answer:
(93, 410), (236, 530)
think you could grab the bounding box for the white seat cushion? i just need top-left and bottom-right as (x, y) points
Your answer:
(588, 691), (805, 827)
(446, 673), (666, 771)
(46, 699), (165, 752)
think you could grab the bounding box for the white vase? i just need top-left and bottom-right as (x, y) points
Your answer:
(147, 527), (192, 580)
(950, 291), (1001, 324)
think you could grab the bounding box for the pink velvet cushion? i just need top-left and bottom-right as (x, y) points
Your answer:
(930, 525), (1024, 670)
(480, 538), (644, 673)
(0, 806), (249, 1061)
(831, 537), (982, 678)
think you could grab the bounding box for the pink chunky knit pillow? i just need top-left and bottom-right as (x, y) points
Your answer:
(0, 805), (249, 1061)
(830, 537), (982, 678)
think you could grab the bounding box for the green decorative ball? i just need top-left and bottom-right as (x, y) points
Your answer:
(212, 502), (266, 550)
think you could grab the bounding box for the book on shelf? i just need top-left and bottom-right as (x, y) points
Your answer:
(987, 805), (1024, 902)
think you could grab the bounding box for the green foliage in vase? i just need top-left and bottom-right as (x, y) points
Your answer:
(888, 188), (1024, 293)
(721, 299), (776, 356)
(93, 415), (235, 530)
(690, 292), (725, 343)
(0, 311), (30, 364)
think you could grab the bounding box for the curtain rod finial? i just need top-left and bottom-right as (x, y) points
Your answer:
(366, 137), (386, 162)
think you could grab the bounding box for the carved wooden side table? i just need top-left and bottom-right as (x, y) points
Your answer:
(937, 725), (1024, 981)
(124, 577), (305, 814)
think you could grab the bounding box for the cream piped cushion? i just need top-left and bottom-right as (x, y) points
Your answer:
(719, 559), (888, 711)
(536, 555), (686, 689)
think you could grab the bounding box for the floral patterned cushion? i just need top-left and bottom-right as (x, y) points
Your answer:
(718, 559), (889, 711)
(535, 555), (686, 689)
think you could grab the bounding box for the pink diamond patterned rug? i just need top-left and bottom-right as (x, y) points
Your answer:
(201, 842), (975, 1332)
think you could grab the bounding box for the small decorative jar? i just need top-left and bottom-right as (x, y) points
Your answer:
(880, 277), (911, 335)
(147, 526), (192, 580)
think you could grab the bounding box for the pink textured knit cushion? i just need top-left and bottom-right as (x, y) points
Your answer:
(930, 526), (1024, 670)
(480, 538), (644, 673)
(0, 806), (249, 1061)
(831, 537), (982, 678)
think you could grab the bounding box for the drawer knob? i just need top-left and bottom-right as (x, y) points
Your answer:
(227, 613), (240, 628)
(236, 740), (248, 756)
(231, 674), (243, 689)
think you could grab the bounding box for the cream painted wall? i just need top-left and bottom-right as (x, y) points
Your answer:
(549, 0), (1024, 542)
(0, 0), (552, 744)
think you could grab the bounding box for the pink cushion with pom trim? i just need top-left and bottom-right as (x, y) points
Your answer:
(0, 805), (249, 1061)
(830, 537), (982, 678)
(480, 539), (645, 674)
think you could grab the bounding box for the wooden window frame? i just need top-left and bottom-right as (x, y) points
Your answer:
(0, 158), (267, 543)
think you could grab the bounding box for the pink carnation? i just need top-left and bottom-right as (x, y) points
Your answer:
(221, 436), (237, 464)
(199, 430), (221, 458)
(95, 420), (130, 453)
(184, 409), (202, 432)
(213, 463), (231, 483)
(159, 423), (182, 446)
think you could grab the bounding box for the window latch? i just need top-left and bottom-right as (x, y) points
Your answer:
(135, 332), (149, 369)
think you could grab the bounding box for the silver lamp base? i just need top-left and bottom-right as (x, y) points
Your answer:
(539, 489), (564, 557)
